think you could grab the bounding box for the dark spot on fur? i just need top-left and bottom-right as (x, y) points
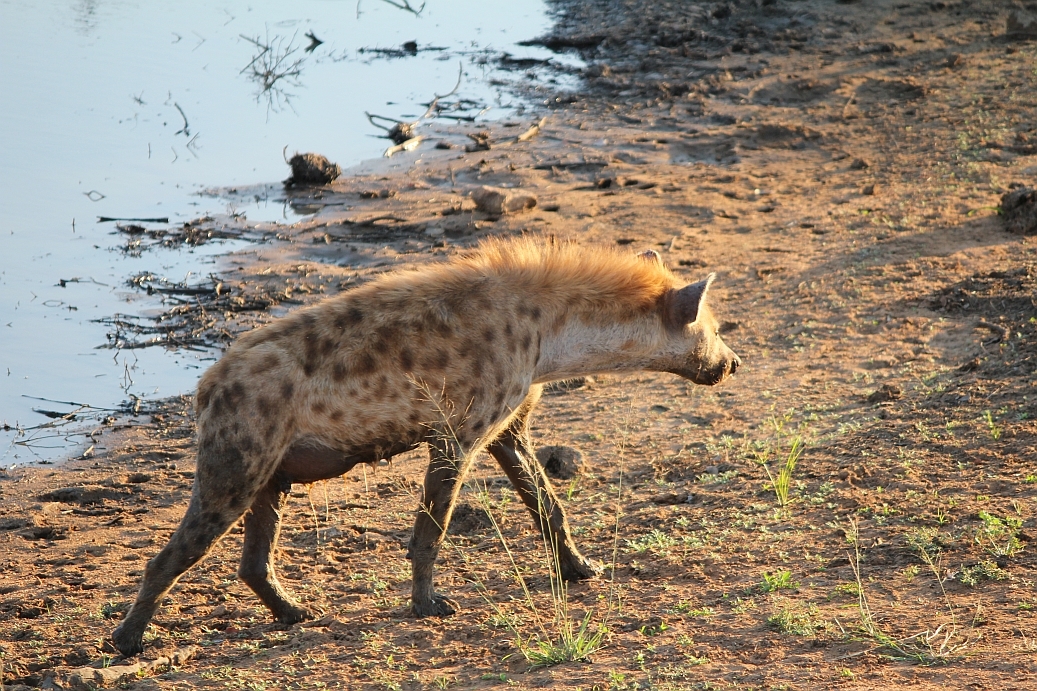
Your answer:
(472, 419), (486, 433)
(408, 411), (421, 423)
(334, 306), (364, 331)
(228, 382), (246, 406)
(469, 386), (485, 402)
(332, 361), (347, 382)
(483, 327), (496, 344)
(312, 400), (327, 415)
(494, 391), (506, 410)
(355, 353), (377, 375)
(495, 370), (505, 388)
(520, 333), (532, 352)
(257, 396), (275, 418)
(281, 381), (295, 401)
(320, 337), (338, 358)
(377, 374), (388, 388)
(400, 348), (414, 371)
(329, 409), (345, 423)
(504, 322), (513, 338)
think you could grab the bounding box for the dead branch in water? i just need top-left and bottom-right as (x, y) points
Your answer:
(356, 0), (426, 19)
(240, 31), (306, 114)
(365, 62), (463, 148)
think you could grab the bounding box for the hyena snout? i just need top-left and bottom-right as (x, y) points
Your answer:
(675, 339), (740, 386)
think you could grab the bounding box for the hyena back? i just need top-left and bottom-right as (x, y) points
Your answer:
(112, 237), (739, 656)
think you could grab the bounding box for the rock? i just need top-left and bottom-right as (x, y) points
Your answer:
(57, 646), (198, 690)
(1007, 10), (1037, 40)
(471, 186), (537, 216)
(285, 153), (341, 186)
(861, 184), (875, 196)
(535, 445), (584, 480)
(1001, 187), (1037, 235)
(650, 491), (693, 505)
(867, 383), (902, 403)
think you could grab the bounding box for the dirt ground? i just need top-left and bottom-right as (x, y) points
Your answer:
(3, 0), (1037, 689)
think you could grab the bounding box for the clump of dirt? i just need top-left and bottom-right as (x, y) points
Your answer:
(1001, 186), (1037, 235)
(284, 152), (341, 186)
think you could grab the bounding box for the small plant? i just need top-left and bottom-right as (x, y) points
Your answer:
(975, 511), (1024, 558)
(845, 518), (968, 663)
(767, 599), (821, 636)
(983, 410), (1002, 439)
(957, 561), (1010, 587)
(760, 569), (797, 592)
(759, 437), (804, 512)
(833, 582), (862, 598)
(627, 529), (678, 555)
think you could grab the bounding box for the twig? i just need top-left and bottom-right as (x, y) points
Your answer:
(98, 216), (169, 223)
(173, 103), (190, 136)
(976, 319), (1009, 345)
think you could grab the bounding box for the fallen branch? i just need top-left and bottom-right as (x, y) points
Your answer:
(365, 62), (463, 144)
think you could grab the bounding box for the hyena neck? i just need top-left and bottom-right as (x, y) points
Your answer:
(532, 317), (659, 383)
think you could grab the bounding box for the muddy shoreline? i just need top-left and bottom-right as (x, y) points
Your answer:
(3, 1), (1037, 689)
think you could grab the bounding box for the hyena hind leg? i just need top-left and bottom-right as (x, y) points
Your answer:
(238, 474), (311, 625)
(111, 493), (248, 656)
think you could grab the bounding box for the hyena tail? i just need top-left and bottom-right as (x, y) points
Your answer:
(111, 442), (272, 657)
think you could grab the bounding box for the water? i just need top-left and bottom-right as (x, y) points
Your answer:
(0, 0), (577, 462)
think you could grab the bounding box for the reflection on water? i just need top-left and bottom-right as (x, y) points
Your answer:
(0, 0), (579, 463)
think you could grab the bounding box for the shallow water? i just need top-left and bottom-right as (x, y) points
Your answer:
(0, 0), (575, 462)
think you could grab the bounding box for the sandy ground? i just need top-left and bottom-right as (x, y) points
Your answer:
(3, 1), (1037, 689)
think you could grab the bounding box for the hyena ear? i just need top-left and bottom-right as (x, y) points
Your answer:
(668, 273), (716, 326)
(638, 249), (663, 265)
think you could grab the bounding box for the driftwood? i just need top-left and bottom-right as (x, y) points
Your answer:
(365, 62), (463, 151)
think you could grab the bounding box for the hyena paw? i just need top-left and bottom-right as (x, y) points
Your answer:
(275, 604), (312, 626)
(561, 556), (603, 582)
(111, 624), (145, 658)
(412, 593), (459, 618)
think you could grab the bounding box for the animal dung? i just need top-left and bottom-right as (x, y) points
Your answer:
(285, 152), (341, 187)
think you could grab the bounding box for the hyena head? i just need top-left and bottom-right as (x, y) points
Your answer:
(651, 264), (741, 386)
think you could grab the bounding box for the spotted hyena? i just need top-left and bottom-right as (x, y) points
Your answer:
(112, 236), (740, 656)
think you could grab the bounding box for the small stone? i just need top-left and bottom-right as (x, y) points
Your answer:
(849, 158), (869, 170)
(535, 445), (584, 480)
(650, 491), (693, 505)
(861, 184), (875, 195)
(1007, 10), (1037, 40)
(471, 186), (537, 215)
(867, 383), (902, 403)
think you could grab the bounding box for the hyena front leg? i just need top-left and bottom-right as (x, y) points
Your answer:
(238, 474), (311, 625)
(408, 436), (476, 617)
(111, 487), (250, 656)
(488, 393), (602, 581)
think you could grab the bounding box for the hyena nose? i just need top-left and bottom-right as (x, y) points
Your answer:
(730, 356), (741, 375)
